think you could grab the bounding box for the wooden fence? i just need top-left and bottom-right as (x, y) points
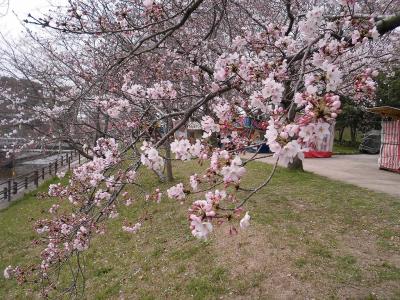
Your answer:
(0, 150), (83, 202)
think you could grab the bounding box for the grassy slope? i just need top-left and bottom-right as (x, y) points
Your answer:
(1, 161), (400, 299)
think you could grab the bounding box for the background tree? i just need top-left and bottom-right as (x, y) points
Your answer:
(336, 67), (400, 145)
(376, 68), (400, 108)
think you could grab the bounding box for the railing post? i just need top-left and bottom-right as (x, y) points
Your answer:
(68, 157), (71, 170)
(61, 155), (64, 166)
(25, 177), (28, 189)
(13, 181), (17, 194)
(78, 153), (81, 164)
(42, 168), (45, 180)
(7, 180), (11, 202)
(34, 171), (39, 187)
(49, 163), (52, 176)
(3, 187), (7, 201)
(55, 160), (58, 175)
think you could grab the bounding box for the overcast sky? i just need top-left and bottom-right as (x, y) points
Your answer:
(0, 0), (67, 39)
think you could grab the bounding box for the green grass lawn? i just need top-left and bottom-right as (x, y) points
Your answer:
(333, 143), (360, 154)
(1, 161), (400, 299)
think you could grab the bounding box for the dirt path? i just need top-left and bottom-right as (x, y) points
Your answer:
(245, 154), (400, 198)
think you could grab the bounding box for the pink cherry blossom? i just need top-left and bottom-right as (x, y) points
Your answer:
(167, 183), (185, 201)
(122, 223), (141, 233)
(239, 212), (251, 229)
(189, 215), (213, 240)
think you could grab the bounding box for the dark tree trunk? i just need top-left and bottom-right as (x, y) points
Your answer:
(165, 142), (174, 182)
(338, 127), (345, 143)
(284, 80), (304, 171)
(164, 118), (174, 182)
(94, 108), (101, 144)
(350, 126), (357, 145)
(287, 155), (304, 171)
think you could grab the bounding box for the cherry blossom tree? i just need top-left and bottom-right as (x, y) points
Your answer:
(2, 0), (400, 296)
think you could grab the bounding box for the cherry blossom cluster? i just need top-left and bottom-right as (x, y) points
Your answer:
(188, 192), (251, 240)
(94, 96), (131, 118)
(201, 116), (220, 138)
(220, 156), (246, 184)
(354, 68), (379, 101)
(170, 138), (204, 160)
(140, 141), (164, 172)
(73, 138), (120, 187)
(145, 188), (163, 203)
(167, 183), (185, 201)
(122, 222), (141, 233)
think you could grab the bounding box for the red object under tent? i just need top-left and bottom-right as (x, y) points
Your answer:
(304, 150), (333, 158)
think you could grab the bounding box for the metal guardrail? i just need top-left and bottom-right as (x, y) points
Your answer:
(0, 150), (84, 202)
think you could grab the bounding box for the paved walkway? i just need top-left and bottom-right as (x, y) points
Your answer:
(246, 154), (400, 198)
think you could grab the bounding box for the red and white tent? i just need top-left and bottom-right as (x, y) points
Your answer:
(368, 106), (400, 173)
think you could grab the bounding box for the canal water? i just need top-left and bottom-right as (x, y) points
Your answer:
(0, 154), (67, 197)
(0, 164), (39, 180)
(0, 154), (62, 181)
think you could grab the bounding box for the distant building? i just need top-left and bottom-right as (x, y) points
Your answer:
(174, 120), (202, 140)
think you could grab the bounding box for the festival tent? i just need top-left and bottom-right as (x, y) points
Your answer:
(367, 106), (400, 173)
